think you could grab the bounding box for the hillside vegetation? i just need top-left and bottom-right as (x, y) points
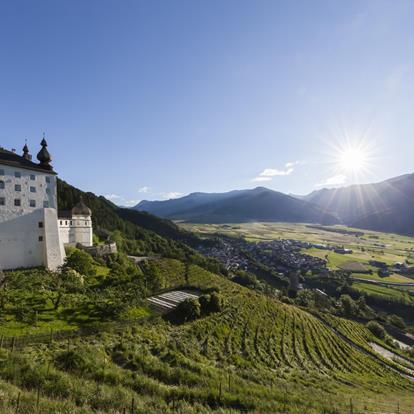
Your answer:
(1, 183), (413, 413)
(0, 260), (413, 413)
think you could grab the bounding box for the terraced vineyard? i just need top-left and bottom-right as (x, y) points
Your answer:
(0, 261), (413, 413)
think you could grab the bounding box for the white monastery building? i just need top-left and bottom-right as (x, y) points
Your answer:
(0, 138), (93, 270)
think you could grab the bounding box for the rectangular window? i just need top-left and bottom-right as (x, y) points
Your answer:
(0, 197), (4, 206)
(43, 201), (49, 208)
(46, 188), (51, 194)
(14, 199), (21, 207)
(38, 221), (43, 228)
(38, 236), (43, 242)
(0, 181), (4, 189)
(30, 174), (35, 181)
(70, 221), (73, 225)
(14, 171), (21, 178)
(59, 220), (62, 225)
(45, 176), (50, 183)
(30, 186), (36, 193)
(0, 169), (4, 175)
(14, 184), (21, 192)
(29, 200), (36, 207)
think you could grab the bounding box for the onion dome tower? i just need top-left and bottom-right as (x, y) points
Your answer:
(22, 141), (31, 160)
(37, 135), (53, 170)
(72, 197), (92, 217)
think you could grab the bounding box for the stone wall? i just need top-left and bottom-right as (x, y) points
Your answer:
(79, 242), (117, 258)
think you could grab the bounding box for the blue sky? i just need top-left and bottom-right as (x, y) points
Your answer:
(0, 0), (413, 206)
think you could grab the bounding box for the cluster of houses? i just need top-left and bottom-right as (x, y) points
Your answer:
(369, 260), (414, 277)
(311, 243), (353, 254)
(198, 237), (329, 277)
(198, 238), (249, 272)
(245, 240), (328, 275)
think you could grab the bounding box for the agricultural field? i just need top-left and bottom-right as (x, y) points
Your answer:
(0, 260), (414, 413)
(181, 221), (414, 283)
(181, 222), (414, 263)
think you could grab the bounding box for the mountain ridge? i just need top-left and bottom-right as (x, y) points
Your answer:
(135, 186), (339, 225)
(134, 173), (414, 235)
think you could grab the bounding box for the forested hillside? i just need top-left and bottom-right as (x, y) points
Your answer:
(57, 179), (224, 274)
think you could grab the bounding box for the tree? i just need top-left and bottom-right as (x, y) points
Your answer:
(366, 321), (386, 340)
(387, 314), (406, 330)
(199, 292), (223, 315)
(295, 290), (315, 308)
(64, 249), (96, 276)
(174, 298), (201, 322)
(338, 295), (358, 318)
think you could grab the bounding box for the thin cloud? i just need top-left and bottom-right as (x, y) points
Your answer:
(123, 199), (140, 207)
(138, 186), (150, 193)
(104, 194), (121, 200)
(316, 174), (347, 188)
(252, 162), (296, 182)
(162, 191), (183, 200)
(252, 176), (272, 182)
(104, 194), (140, 207)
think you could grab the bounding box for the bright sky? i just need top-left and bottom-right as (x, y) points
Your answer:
(0, 0), (413, 206)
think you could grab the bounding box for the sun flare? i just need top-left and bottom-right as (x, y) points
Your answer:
(338, 148), (368, 172)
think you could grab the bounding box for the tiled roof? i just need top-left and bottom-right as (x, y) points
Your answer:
(0, 147), (56, 175)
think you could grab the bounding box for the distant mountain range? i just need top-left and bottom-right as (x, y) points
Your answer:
(134, 187), (339, 225)
(133, 173), (414, 236)
(303, 173), (414, 235)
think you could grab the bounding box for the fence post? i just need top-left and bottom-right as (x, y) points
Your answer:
(219, 377), (222, 402)
(11, 337), (15, 353)
(15, 392), (20, 414)
(36, 386), (40, 413)
(349, 398), (353, 414)
(130, 396), (135, 414)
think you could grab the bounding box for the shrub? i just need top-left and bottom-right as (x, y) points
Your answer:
(338, 294), (358, 318)
(366, 321), (386, 340)
(199, 292), (223, 315)
(173, 298), (201, 323)
(64, 248), (96, 276)
(387, 314), (406, 330)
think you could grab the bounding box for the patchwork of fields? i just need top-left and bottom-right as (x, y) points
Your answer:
(181, 222), (414, 303)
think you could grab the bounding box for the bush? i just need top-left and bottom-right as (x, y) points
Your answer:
(367, 321), (386, 340)
(199, 292), (223, 315)
(64, 248), (96, 276)
(172, 298), (201, 323)
(387, 314), (406, 330)
(338, 294), (358, 318)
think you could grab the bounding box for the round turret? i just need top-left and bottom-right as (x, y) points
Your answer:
(72, 198), (92, 216)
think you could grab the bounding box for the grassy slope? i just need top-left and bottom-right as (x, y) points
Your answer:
(0, 260), (413, 413)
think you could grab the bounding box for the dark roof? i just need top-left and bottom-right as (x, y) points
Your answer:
(72, 198), (92, 216)
(58, 210), (72, 219)
(0, 147), (57, 174)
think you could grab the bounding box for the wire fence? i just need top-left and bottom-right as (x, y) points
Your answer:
(0, 315), (157, 350)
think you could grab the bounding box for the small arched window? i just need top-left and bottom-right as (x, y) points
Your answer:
(0, 180), (4, 189)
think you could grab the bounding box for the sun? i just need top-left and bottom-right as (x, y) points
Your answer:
(338, 148), (368, 172)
